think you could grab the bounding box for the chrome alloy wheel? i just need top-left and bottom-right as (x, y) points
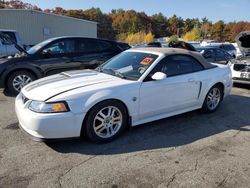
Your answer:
(93, 106), (123, 138)
(207, 88), (221, 110)
(12, 75), (32, 92)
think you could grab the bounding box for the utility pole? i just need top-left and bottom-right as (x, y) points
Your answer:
(177, 28), (180, 37)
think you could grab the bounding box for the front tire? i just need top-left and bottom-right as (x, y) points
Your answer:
(7, 70), (35, 95)
(202, 85), (223, 113)
(84, 100), (128, 143)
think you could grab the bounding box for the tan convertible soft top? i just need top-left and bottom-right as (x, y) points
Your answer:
(130, 47), (216, 69)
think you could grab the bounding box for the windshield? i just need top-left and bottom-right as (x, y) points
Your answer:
(99, 51), (158, 80)
(189, 43), (201, 49)
(27, 39), (53, 55)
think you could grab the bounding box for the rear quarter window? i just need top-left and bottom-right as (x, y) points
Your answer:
(98, 41), (113, 52)
(2, 31), (17, 43)
(171, 55), (204, 73)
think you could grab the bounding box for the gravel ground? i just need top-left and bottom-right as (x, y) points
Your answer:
(0, 85), (250, 188)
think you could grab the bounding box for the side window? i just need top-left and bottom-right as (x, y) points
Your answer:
(215, 49), (226, 60)
(149, 55), (203, 78)
(98, 41), (112, 52)
(77, 39), (106, 53)
(223, 45), (229, 50)
(229, 45), (236, 50)
(42, 39), (75, 55)
(2, 32), (17, 43)
(224, 52), (232, 60)
(203, 49), (214, 59)
(220, 45), (226, 50)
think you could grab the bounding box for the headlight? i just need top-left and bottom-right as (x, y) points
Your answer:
(28, 101), (70, 113)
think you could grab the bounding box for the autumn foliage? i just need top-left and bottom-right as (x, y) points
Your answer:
(1, 0), (250, 44)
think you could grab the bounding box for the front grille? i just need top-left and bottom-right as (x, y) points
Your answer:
(233, 77), (250, 81)
(233, 64), (250, 72)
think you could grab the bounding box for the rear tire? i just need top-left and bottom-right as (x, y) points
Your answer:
(7, 70), (35, 95)
(83, 100), (128, 143)
(202, 85), (223, 113)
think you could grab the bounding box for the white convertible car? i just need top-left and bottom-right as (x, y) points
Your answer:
(15, 48), (232, 142)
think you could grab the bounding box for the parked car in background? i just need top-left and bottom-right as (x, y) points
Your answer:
(132, 42), (162, 48)
(0, 30), (24, 57)
(146, 42), (162, 47)
(187, 41), (201, 49)
(0, 36), (130, 94)
(200, 40), (220, 47)
(16, 48), (232, 142)
(232, 43), (242, 58)
(209, 43), (237, 58)
(231, 31), (250, 84)
(169, 41), (197, 51)
(199, 47), (235, 65)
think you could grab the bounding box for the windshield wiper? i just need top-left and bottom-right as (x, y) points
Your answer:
(114, 70), (126, 79)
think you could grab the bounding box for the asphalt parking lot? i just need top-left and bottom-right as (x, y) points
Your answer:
(0, 85), (250, 188)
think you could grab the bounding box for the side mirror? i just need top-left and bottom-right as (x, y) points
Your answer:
(151, 72), (167, 81)
(42, 49), (51, 58)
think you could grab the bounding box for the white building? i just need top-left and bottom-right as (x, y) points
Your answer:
(0, 9), (97, 45)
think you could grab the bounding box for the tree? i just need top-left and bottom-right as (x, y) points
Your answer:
(150, 13), (168, 37)
(211, 20), (225, 41)
(168, 15), (184, 36)
(231, 22), (250, 40)
(110, 9), (152, 35)
(144, 32), (154, 43)
(118, 32), (154, 45)
(200, 22), (211, 39)
(1, 0), (250, 42)
(0, 0), (41, 10)
(182, 27), (201, 41)
(168, 35), (179, 43)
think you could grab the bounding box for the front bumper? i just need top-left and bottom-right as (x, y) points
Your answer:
(232, 77), (250, 84)
(15, 94), (85, 140)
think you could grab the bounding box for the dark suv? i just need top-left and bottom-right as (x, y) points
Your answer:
(0, 36), (130, 94)
(199, 47), (235, 65)
(210, 44), (236, 58)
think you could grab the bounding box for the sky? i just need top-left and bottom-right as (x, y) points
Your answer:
(22, 0), (250, 23)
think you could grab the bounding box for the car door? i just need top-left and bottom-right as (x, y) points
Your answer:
(73, 39), (120, 69)
(139, 55), (204, 119)
(203, 49), (215, 62)
(34, 38), (80, 75)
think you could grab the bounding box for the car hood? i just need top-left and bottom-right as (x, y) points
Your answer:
(21, 70), (122, 101)
(236, 31), (250, 57)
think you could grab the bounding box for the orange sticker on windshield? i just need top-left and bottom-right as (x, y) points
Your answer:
(140, 57), (154, 65)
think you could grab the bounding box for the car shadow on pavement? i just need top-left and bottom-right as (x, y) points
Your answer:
(46, 94), (250, 155)
(3, 89), (16, 97)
